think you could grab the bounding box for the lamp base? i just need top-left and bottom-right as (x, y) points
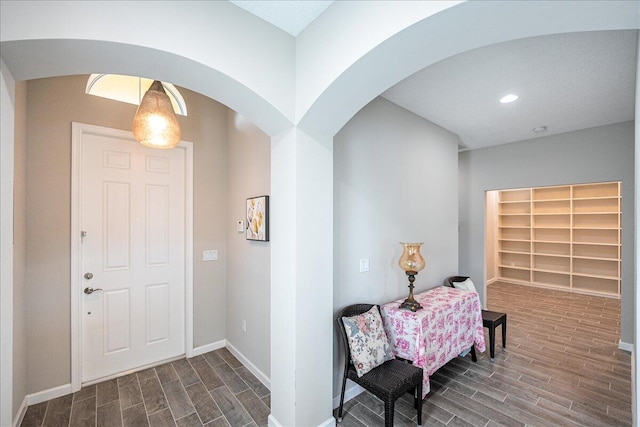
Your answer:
(399, 271), (422, 312)
(399, 298), (422, 312)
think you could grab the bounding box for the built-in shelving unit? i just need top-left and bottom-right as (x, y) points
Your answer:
(496, 182), (621, 298)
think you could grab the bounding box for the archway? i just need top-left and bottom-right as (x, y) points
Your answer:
(2, 1), (638, 426)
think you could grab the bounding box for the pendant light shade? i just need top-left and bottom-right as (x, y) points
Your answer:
(132, 80), (181, 149)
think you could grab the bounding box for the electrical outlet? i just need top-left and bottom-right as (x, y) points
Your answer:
(241, 320), (247, 333)
(236, 219), (244, 232)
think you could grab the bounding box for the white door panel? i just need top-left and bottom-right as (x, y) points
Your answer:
(81, 131), (185, 383)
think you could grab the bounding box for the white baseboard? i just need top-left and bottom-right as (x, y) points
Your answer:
(192, 340), (226, 357)
(12, 395), (28, 427)
(619, 341), (633, 352)
(26, 383), (73, 406)
(268, 414), (335, 427)
(193, 339), (271, 391)
(14, 381), (72, 426)
(268, 414), (282, 427)
(225, 341), (271, 390)
(318, 416), (337, 426)
(332, 382), (364, 409)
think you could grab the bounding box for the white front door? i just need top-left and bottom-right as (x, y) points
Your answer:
(80, 127), (186, 383)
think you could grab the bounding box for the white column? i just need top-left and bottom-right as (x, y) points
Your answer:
(1, 59), (16, 427)
(269, 127), (334, 427)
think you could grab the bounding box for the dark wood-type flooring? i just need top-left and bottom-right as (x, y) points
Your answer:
(20, 347), (270, 427)
(336, 281), (632, 426)
(20, 281), (632, 426)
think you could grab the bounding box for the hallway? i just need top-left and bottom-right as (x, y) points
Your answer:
(20, 347), (269, 427)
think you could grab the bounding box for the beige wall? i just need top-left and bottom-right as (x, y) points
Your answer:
(12, 80), (27, 417)
(226, 111), (271, 377)
(184, 86), (229, 348)
(25, 75), (229, 393)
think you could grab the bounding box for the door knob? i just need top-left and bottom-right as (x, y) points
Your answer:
(84, 272), (94, 280)
(84, 287), (103, 294)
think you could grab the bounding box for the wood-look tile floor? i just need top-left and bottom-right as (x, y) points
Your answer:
(336, 281), (632, 426)
(20, 347), (270, 427)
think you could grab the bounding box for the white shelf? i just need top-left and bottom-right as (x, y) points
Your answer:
(496, 182), (621, 298)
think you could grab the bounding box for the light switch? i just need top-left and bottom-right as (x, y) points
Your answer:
(359, 258), (370, 273)
(203, 250), (218, 261)
(236, 219), (244, 232)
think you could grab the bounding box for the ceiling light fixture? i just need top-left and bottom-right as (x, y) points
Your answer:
(533, 126), (548, 133)
(132, 80), (181, 149)
(499, 94), (519, 104)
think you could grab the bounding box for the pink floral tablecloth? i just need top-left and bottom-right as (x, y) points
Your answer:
(380, 286), (486, 398)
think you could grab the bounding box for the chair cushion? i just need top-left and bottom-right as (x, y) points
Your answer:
(452, 277), (477, 293)
(342, 306), (394, 377)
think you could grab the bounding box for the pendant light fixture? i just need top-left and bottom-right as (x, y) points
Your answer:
(132, 80), (181, 149)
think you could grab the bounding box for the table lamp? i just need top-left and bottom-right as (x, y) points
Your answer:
(398, 242), (425, 311)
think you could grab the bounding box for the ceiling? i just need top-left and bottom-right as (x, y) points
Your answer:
(383, 30), (637, 151)
(230, 1), (637, 151)
(229, 0), (333, 36)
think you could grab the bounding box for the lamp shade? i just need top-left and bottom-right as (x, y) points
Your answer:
(132, 80), (181, 149)
(398, 242), (425, 273)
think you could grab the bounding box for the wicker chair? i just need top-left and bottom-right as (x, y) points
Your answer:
(336, 304), (423, 426)
(444, 276), (507, 362)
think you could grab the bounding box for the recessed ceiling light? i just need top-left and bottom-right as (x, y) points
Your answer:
(533, 126), (548, 133)
(499, 94), (519, 104)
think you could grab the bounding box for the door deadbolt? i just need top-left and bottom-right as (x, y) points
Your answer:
(84, 272), (94, 280)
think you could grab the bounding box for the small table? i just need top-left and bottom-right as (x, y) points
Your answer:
(380, 286), (486, 398)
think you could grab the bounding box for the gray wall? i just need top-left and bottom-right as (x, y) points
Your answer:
(459, 121), (635, 344)
(24, 75), (229, 393)
(12, 80), (27, 417)
(333, 97), (460, 397)
(226, 111), (271, 377)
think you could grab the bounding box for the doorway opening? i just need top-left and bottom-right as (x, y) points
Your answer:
(70, 123), (194, 390)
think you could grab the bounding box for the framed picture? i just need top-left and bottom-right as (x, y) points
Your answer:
(246, 196), (269, 241)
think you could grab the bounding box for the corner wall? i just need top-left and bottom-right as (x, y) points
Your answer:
(1, 58), (16, 427)
(225, 111), (271, 379)
(459, 121), (635, 344)
(484, 191), (498, 283)
(333, 97), (460, 398)
(12, 79), (27, 420)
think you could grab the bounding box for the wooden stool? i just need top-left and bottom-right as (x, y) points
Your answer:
(482, 310), (506, 362)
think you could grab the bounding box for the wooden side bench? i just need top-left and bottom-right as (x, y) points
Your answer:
(482, 310), (506, 362)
